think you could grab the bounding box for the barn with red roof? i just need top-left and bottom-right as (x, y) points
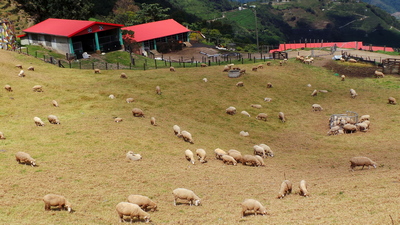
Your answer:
(122, 19), (190, 55)
(20, 18), (124, 58)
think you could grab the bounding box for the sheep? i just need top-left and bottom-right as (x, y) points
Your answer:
(94, 68), (101, 73)
(214, 148), (227, 160)
(343, 124), (357, 133)
(15, 151), (36, 167)
(388, 97), (397, 105)
(241, 199), (267, 217)
(253, 145), (266, 158)
(350, 156), (377, 171)
(108, 94), (115, 99)
(279, 112), (286, 122)
(185, 149), (195, 164)
(52, 100), (59, 107)
(43, 194), (72, 212)
(264, 97), (272, 102)
(116, 202), (151, 223)
(170, 66), (176, 72)
(228, 150), (242, 163)
(257, 64), (264, 69)
(251, 104), (262, 109)
(312, 104), (323, 111)
(221, 154), (237, 165)
(150, 117), (157, 126)
(15, 64), (23, 69)
(126, 98), (135, 103)
(48, 115), (60, 124)
(200, 63), (207, 67)
(327, 126), (341, 136)
(341, 74), (345, 81)
(277, 180), (292, 199)
(236, 81), (244, 87)
(241, 111), (251, 117)
(34, 117), (45, 126)
(173, 125), (182, 137)
(358, 115), (370, 123)
(114, 117), (123, 123)
(120, 72), (128, 79)
(28, 66), (34, 71)
(267, 83), (273, 88)
(181, 130), (194, 144)
(127, 194), (157, 212)
(239, 131), (249, 137)
(350, 89), (358, 98)
(374, 70), (384, 78)
(266, 62), (271, 66)
(126, 151), (142, 161)
(239, 69), (246, 74)
(18, 70), (25, 77)
(4, 85), (13, 92)
(319, 90), (328, 93)
(299, 180), (309, 197)
(254, 155), (266, 167)
(242, 155), (260, 166)
(256, 113), (268, 121)
(311, 89), (318, 97)
(259, 144), (274, 157)
(32, 85), (43, 92)
(172, 188), (201, 206)
(251, 67), (258, 72)
(132, 108), (145, 117)
(348, 58), (357, 63)
(155, 86), (161, 95)
(202, 78), (208, 82)
(195, 148), (207, 163)
(303, 58), (314, 64)
(226, 106), (236, 115)
(0, 131), (5, 139)
(356, 122), (369, 132)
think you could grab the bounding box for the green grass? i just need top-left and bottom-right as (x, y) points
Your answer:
(0, 49), (400, 224)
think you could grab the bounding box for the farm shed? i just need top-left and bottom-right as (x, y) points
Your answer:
(122, 19), (190, 55)
(19, 18), (124, 58)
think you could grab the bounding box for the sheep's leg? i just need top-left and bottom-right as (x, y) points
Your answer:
(173, 199), (176, 206)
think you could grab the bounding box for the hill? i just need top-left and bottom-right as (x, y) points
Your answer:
(1, 49), (400, 224)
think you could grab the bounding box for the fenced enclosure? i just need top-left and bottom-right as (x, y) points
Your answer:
(329, 111), (358, 128)
(382, 58), (400, 74)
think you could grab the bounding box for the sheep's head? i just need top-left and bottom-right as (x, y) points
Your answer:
(30, 161), (36, 167)
(144, 215), (151, 223)
(194, 199), (201, 206)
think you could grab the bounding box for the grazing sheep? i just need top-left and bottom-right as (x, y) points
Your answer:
(155, 86), (161, 95)
(241, 111), (251, 117)
(358, 115), (370, 123)
(236, 81), (244, 87)
(170, 66), (175, 72)
(266, 83), (273, 88)
(350, 89), (358, 98)
(52, 100), (59, 107)
(202, 78), (208, 82)
(34, 117), (45, 126)
(172, 188), (201, 206)
(132, 108), (145, 117)
(256, 113), (268, 121)
(126, 151), (142, 161)
(251, 104), (262, 109)
(312, 104), (323, 111)
(43, 194), (72, 212)
(127, 195), (157, 212)
(114, 117), (123, 123)
(341, 74), (345, 81)
(116, 202), (151, 223)
(299, 180), (309, 197)
(15, 64), (23, 69)
(239, 131), (249, 137)
(264, 97), (272, 102)
(348, 58), (357, 63)
(388, 97), (396, 105)
(242, 155), (260, 166)
(307, 84), (312, 87)
(266, 62), (271, 66)
(150, 117), (157, 126)
(279, 112), (286, 123)
(251, 67), (258, 72)
(32, 85), (43, 92)
(327, 126), (341, 136)
(241, 199), (268, 217)
(257, 64), (264, 69)
(18, 70), (25, 77)
(277, 180), (292, 199)
(4, 85), (12, 92)
(350, 156), (377, 171)
(126, 98), (135, 103)
(214, 148), (227, 160)
(94, 68), (101, 73)
(240, 69), (246, 74)
(253, 145), (266, 158)
(228, 150), (242, 163)
(28, 66), (34, 71)
(254, 155), (266, 167)
(221, 154), (237, 165)
(319, 90), (328, 93)
(311, 89), (318, 97)
(0, 131), (5, 139)
(15, 152), (36, 167)
(173, 125), (182, 137)
(48, 115), (60, 124)
(356, 122), (369, 132)
(120, 72), (128, 79)
(200, 63), (207, 67)
(343, 124), (357, 133)
(259, 144), (274, 157)
(185, 149), (195, 164)
(108, 94), (115, 99)
(374, 70), (384, 78)
(195, 149), (207, 163)
(226, 106), (236, 115)
(181, 130), (194, 144)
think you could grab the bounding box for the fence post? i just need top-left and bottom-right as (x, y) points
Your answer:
(143, 63), (146, 71)
(154, 59), (157, 69)
(241, 58), (244, 64)
(130, 63), (132, 70)
(208, 60), (211, 67)
(79, 61), (81, 69)
(92, 63), (94, 70)
(35, 51), (37, 58)
(43, 55), (46, 62)
(106, 63), (108, 70)
(26, 47), (29, 55)
(69, 61), (71, 68)
(117, 62), (119, 70)
(253, 57), (256, 63)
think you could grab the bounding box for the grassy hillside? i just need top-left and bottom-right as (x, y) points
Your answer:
(1, 50), (400, 224)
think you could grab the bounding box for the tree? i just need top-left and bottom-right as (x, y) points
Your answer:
(135, 3), (170, 24)
(122, 30), (139, 64)
(14, 0), (94, 23)
(111, 0), (139, 25)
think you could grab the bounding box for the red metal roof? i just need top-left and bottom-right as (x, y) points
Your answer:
(122, 19), (190, 42)
(23, 18), (124, 38)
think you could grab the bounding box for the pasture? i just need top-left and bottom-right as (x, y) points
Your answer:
(0, 50), (399, 224)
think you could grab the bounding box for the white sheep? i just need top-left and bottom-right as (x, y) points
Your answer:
(343, 124), (357, 133)
(94, 68), (101, 73)
(127, 194), (157, 212)
(170, 66), (176, 72)
(242, 154), (260, 166)
(358, 115), (370, 123)
(126, 98), (135, 103)
(195, 148), (207, 163)
(34, 117), (45, 126)
(116, 202), (151, 223)
(327, 126), (341, 136)
(241, 199), (268, 217)
(253, 145), (266, 158)
(214, 148), (227, 160)
(279, 112), (286, 122)
(350, 156), (377, 171)
(0, 131), (6, 139)
(241, 111), (251, 117)
(181, 130), (194, 144)
(52, 100), (59, 107)
(374, 70), (384, 78)
(172, 188), (201, 206)
(32, 85), (43, 92)
(236, 81), (244, 87)
(356, 122), (369, 132)
(126, 151), (142, 161)
(264, 97), (272, 102)
(239, 131), (249, 137)
(388, 97), (397, 105)
(350, 89), (358, 98)
(185, 149), (195, 164)
(18, 70), (25, 77)
(114, 117), (123, 123)
(120, 72), (128, 79)
(226, 106), (237, 115)
(173, 125), (182, 138)
(256, 113), (268, 121)
(254, 155), (266, 167)
(341, 74), (345, 81)
(228, 149), (242, 163)
(43, 194), (72, 212)
(311, 89), (318, 96)
(48, 115), (60, 124)
(28, 66), (34, 71)
(132, 108), (145, 117)
(266, 83), (273, 88)
(108, 94), (115, 99)
(299, 180), (309, 197)
(312, 104), (323, 111)
(277, 180), (292, 199)
(259, 144), (274, 157)
(15, 64), (23, 69)
(221, 154), (237, 165)
(251, 104), (262, 109)
(15, 151), (36, 167)
(156, 86), (161, 95)
(348, 58), (357, 63)
(4, 85), (13, 92)
(150, 117), (157, 126)
(202, 78), (208, 82)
